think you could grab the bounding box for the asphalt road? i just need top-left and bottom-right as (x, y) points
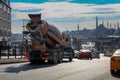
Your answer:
(0, 55), (120, 80)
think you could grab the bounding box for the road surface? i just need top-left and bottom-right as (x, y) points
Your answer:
(0, 55), (120, 80)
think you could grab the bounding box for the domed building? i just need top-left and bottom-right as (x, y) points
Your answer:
(95, 24), (110, 38)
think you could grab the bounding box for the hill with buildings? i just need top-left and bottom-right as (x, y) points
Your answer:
(64, 17), (120, 39)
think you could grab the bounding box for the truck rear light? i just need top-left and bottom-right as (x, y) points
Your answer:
(42, 57), (48, 60)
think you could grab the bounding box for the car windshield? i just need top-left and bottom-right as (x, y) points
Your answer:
(114, 49), (120, 55)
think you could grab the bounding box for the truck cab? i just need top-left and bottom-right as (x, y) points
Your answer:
(62, 33), (74, 62)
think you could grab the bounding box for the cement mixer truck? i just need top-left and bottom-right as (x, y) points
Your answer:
(23, 14), (73, 64)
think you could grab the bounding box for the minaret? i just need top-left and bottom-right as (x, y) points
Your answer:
(102, 20), (104, 25)
(95, 16), (99, 50)
(96, 16), (98, 28)
(117, 22), (119, 29)
(77, 24), (79, 30)
(107, 21), (109, 29)
(110, 23), (112, 29)
(114, 24), (117, 30)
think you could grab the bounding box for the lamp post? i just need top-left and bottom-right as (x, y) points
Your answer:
(7, 36), (11, 59)
(13, 39), (16, 59)
(22, 20), (25, 59)
(14, 43), (17, 59)
(0, 43), (1, 59)
(22, 19), (30, 58)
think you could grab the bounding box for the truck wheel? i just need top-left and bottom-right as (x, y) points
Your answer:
(30, 60), (36, 64)
(49, 52), (58, 64)
(58, 53), (63, 63)
(40, 60), (45, 64)
(69, 52), (73, 62)
(111, 70), (115, 75)
(69, 57), (72, 62)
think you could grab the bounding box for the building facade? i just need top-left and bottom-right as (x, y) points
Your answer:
(0, 0), (11, 49)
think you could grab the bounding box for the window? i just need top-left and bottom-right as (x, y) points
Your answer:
(0, 9), (2, 17)
(0, 20), (1, 29)
(4, 0), (7, 3)
(4, 5), (6, 11)
(2, 3), (4, 10)
(3, 12), (5, 20)
(8, 0), (10, 6)
(0, 20), (3, 29)
(7, 8), (9, 13)
(6, 6), (8, 12)
(0, 2), (2, 9)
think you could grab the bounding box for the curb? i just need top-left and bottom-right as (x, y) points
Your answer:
(104, 55), (112, 57)
(0, 59), (28, 64)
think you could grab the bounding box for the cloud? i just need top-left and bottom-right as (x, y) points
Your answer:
(11, 0), (120, 4)
(83, 12), (116, 14)
(11, 2), (120, 20)
(11, 2), (120, 33)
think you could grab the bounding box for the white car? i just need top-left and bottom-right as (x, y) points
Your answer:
(74, 50), (79, 58)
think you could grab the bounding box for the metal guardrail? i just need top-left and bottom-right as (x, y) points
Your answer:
(0, 48), (24, 59)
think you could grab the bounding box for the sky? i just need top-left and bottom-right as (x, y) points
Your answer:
(11, 0), (120, 33)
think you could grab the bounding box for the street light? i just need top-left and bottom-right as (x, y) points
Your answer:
(22, 19), (30, 58)
(12, 39), (17, 59)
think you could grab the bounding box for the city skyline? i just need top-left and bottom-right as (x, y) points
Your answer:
(11, 0), (120, 33)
